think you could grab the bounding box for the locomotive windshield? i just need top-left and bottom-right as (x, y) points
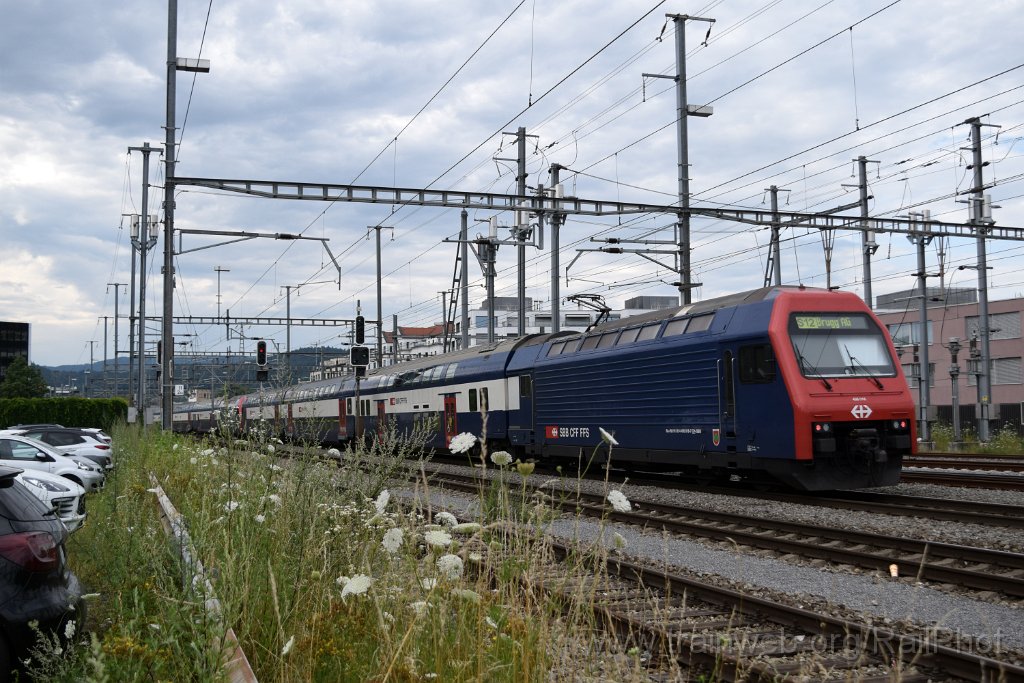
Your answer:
(788, 313), (896, 378)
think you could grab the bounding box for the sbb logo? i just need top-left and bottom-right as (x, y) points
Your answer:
(545, 425), (559, 439)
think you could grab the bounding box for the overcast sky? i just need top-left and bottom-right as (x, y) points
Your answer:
(2, 0), (1023, 368)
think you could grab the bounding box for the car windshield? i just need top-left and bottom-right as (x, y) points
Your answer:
(789, 313), (896, 378)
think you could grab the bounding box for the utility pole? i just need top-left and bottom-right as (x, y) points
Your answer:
(459, 210), (469, 350)
(948, 337), (963, 447)
(128, 143), (158, 420)
(857, 156), (880, 308)
(516, 127), (527, 335)
(101, 316), (109, 396)
(215, 266), (230, 319)
(107, 283), (124, 397)
(763, 185), (788, 287)
(907, 210), (933, 445)
(964, 116), (999, 442)
(439, 291), (448, 352)
(282, 284), (293, 382)
(668, 14), (714, 304)
(162, 0), (210, 429)
(128, 222), (137, 407)
(86, 341), (95, 398)
(368, 225), (391, 368)
(550, 164), (564, 333)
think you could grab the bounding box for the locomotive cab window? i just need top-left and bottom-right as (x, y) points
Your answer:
(519, 375), (533, 398)
(547, 341), (566, 357)
(597, 332), (619, 348)
(580, 335), (601, 351)
(687, 313), (714, 333)
(789, 313), (896, 378)
(739, 344), (776, 383)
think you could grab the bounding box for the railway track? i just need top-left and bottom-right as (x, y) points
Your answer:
(905, 456), (1024, 473)
(898, 469), (1024, 491)
(451, 516), (1024, 681)
(420, 468), (1024, 600)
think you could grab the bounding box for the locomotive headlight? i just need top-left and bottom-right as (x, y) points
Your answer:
(813, 422), (832, 434)
(891, 420), (908, 430)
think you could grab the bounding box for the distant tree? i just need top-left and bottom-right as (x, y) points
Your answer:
(0, 357), (50, 399)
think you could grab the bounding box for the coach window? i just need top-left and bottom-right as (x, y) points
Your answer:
(445, 364), (458, 379)
(597, 331), (619, 348)
(687, 313), (714, 332)
(469, 389), (478, 412)
(346, 398), (353, 414)
(636, 323), (661, 342)
(663, 318), (689, 337)
(739, 344), (776, 383)
(580, 335), (601, 351)
(616, 327), (641, 345)
(520, 375), (533, 398)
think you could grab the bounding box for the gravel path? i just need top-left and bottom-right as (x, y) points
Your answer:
(400, 464), (1024, 656)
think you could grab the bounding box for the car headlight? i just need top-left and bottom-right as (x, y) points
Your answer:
(75, 460), (93, 472)
(23, 477), (70, 493)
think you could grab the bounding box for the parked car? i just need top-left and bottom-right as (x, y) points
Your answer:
(16, 471), (86, 533)
(8, 428), (113, 470)
(0, 436), (105, 492)
(0, 464), (84, 676)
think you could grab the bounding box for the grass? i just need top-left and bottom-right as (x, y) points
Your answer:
(925, 421), (1024, 454)
(27, 421), (662, 682)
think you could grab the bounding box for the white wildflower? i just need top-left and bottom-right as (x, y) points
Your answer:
(424, 529), (452, 548)
(485, 616), (498, 629)
(452, 522), (482, 535)
(224, 501), (241, 513)
(267, 494), (282, 506)
(374, 490), (390, 515)
(202, 448), (215, 456)
(437, 554), (464, 580)
(490, 450), (512, 466)
(172, 444), (179, 451)
(607, 489), (631, 513)
(421, 577), (438, 590)
(268, 464), (283, 472)
(148, 623), (161, 631)
(435, 511), (458, 527)
(599, 427), (619, 446)
(410, 601), (428, 616)
(190, 457), (198, 465)
(281, 635), (295, 656)
(382, 528), (404, 554)
(64, 620), (76, 639)
(255, 514), (266, 524)
(266, 444), (276, 453)
(341, 574), (373, 598)
(468, 551), (484, 563)
(335, 575), (350, 587)
(449, 432), (477, 454)
(326, 447), (341, 459)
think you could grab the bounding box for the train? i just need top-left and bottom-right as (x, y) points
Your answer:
(172, 286), (917, 490)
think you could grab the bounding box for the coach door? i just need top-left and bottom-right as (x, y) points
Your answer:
(443, 394), (458, 447)
(377, 400), (387, 439)
(718, 350), (737, 442)
(337, 398), (347, 439)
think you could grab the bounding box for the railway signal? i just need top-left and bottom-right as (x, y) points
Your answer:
(256, 340), (268, 367)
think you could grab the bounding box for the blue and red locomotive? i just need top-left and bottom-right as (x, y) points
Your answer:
(173, 286), (916, 490)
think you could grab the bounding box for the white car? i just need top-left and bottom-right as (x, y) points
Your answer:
(9, 428), (114, 470)
(16, 470), (87, 532)
(0, 435), (105, 492)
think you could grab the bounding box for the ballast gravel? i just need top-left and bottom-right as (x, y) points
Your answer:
(400, 462), (1024, 655)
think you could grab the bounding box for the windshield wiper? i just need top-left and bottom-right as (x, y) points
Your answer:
(797, 351), (832, 391)
(843, 344), (884, 389)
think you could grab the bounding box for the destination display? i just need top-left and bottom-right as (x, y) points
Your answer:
(792, 314), (869, 331)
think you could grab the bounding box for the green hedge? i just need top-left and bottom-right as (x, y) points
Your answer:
(0, 397), (128, 431)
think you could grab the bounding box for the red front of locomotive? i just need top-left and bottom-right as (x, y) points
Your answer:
(768, 289), (916, 489)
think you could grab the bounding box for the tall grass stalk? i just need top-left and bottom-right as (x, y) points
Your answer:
(45, 422), (669, 681)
